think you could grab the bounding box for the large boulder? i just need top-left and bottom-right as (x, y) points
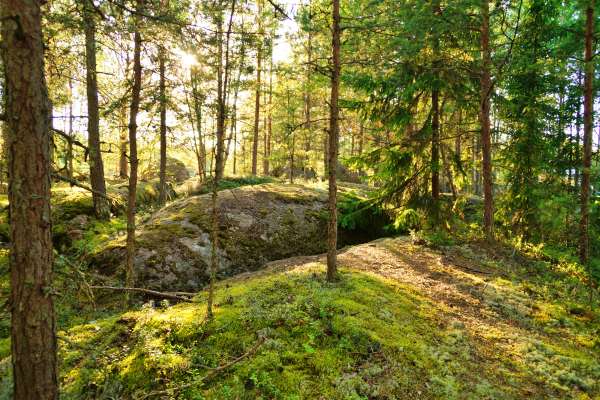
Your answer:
(91, 183), (332, 291)
(141, 157), (190, 183)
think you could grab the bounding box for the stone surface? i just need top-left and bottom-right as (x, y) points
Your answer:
(92, 183), (332, 291)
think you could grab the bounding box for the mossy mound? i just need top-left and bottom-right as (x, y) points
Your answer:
(25, 240), (599, 400)
(53, 268), (509, 399)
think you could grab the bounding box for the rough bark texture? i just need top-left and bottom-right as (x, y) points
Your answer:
(580, 0), (595, 264)
(83, 1), (110, 220)
(158, 47), (168, 204)
(208, 0), (236, 318)
(119, 52), (131, 179)
(327, 0), (341, 281)
(1, 0), (58, 397)
(66, 79), (74, 179)
(190, 69), (206, 180)
(251, 0), (263, 176)
(430, 0), (441, 202)
(126, 0), (143, 294)
(480, 0), (494, 240)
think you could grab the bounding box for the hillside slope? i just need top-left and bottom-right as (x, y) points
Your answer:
(2, 237), (599, 399)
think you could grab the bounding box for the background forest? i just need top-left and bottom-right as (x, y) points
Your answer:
(1, 0), (600, 399)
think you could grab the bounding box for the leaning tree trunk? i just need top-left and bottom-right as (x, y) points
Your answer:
(1, 0), (58, 397)
(580, 0), (595, 264)
(158, 47), (168, 204)
(126, 0), (143, 297)
(480, 0), (494, 240)
(83, 0), (110, 219)
(327, 0), (341, 281)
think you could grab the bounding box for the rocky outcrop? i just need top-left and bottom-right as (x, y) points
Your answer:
(141, 157), (190, 183)
(91, 183), (333, 291)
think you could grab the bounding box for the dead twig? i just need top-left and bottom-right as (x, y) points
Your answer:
(89, 285), (194, 303)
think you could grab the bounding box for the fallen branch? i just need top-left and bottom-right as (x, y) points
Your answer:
(89, 285), (194, 303)
(51, 172), (122, 207)
(139, 336), (266, 399)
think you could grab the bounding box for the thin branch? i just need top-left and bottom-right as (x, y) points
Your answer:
(51, 173), (121, 206)
(89, 285), (194, 302)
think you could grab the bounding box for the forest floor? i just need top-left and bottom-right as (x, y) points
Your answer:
(0, 181), (599, 399)
(1, 235), (596, 399)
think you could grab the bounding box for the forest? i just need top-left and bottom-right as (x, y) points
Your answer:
(1, 0), (600, 398)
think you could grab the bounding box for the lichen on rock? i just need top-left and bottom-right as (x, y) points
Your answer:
(92, 183), (333, 291)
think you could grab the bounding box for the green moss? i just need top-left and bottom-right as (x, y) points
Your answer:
(0, 338), (9, 360)
(52, 267), (548, 399)
(53, 190), (95, 220)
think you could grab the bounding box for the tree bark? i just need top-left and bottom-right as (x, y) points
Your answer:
(208, 0), (236, 319)
(225, 35), (245, 172)
(480, 0), (494, 240)
(119, 51), (131, 179)
(158, 47), (168, 204)
(431, 0), (441, 202)
(327, 0), (341, 281)
(83, 0), (110, 220)
(575, 70), (582, 187)
(66, 81), (74, 179)
(580, 0), (595, 264)
(251, 1), (263, 176)
(1, 0), (58, 397)
(190, 69), (206, 180)
(126, 0), (143, 297)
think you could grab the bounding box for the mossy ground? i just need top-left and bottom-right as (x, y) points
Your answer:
(1, 235), (596, 399)
(1, 183), (599, 399)
(55, 267), (509, 400)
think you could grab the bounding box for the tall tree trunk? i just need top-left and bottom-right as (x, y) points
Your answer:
(67, 79), (74, 179)
(84, 1), (110, 219)
(225, 34), (245, 171)
(214, 0), (235, 181)
(1, 0), (58, 397)
(576, 70), (582, 187)
(304, 19), (312, 176)
(190, 69), (206, 181)
(432, 91), (440, 199)
(480, 0), (494, 239)
(208, 0), (236, 319)
(580, 0), (595, 264)
(431, 0), (441, 202)
(263, 39), (271, 176)
(267, 45), (273, 175)
(126, 0), (143, 298)
(442, 144), (457, 200)
(119, 107), (129, 178)
(327, 0), (341, 281)
(119, 51), (130, 179)
(158, 47), (168, 204)
(251, 0), (263, 176)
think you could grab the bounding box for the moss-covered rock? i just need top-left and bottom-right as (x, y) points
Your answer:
(141, 157), (191, 183)
(91, 183), (336, 291)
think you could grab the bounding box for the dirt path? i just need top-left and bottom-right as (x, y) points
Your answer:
(249, 236), (599, 398)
